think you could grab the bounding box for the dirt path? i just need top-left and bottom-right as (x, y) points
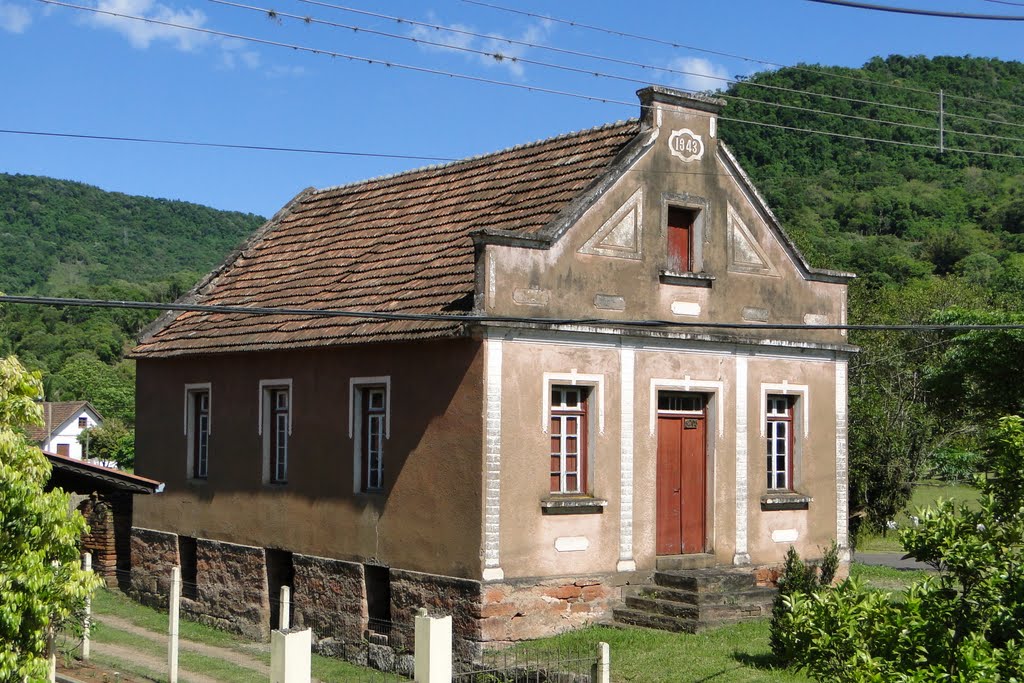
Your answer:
(86, 640), (224, 683)
(93, 613), (272, 680)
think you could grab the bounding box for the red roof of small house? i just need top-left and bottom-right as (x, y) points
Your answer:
(24, 401), (103, 443)
(42, 449), (164, 495)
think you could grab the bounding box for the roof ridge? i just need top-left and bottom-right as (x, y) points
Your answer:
(311, 118), (641, 198)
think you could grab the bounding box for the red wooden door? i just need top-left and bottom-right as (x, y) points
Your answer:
(656, 408), (707, 555)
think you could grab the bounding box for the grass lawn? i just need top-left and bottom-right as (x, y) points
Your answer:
(857, 479), (981, 552)
(528, 621), (810, 683)
(849, 562), (934, 593)
(89, 588), (406, 682)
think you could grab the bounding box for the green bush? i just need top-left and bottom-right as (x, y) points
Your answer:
(773, 416), (1024, 682)
(927, 446), (983, 483)
(769, 541), (839, 663)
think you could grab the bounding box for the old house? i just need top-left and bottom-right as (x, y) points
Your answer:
(129, 86), (854, 646)
(28, 401), (103, 461)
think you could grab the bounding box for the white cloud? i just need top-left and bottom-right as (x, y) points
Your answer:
(408, 15), (553, 79)
(220, 36), (260, 70)
(0, 2), (32, 33)
(663, 57), (731, 93)
(267, 64), (306, 79)
(89, 0), (209, 51)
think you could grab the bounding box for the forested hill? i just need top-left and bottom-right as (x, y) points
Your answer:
(0, 174), (264, 422)
(720, 55), (1024, 292)
(719, 55), (1024, 538)
(0, 174), (263, 294)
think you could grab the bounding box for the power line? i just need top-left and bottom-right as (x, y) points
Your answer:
(292, 0), (940, 118)
(804, 0), (1024, 19)
(462, 0), (1024, 114)
(4, 294), (1024, 332)
(34, 0), (1024, 161)
(211, 0), (941, 138)
(0, 128), (458, 161)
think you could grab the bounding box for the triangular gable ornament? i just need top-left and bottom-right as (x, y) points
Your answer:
(579, 188), (644, 260)
(728, 204), (778, 276)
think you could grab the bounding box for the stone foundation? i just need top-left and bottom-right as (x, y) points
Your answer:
(481, 575), (620, 643)
(187, 539), (269, 641)
(292, 554), (366, 644)
(128, 527), (622, 665)
(129, 527), (180, 608)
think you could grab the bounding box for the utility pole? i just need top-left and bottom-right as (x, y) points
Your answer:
(939, 89), (945, 154)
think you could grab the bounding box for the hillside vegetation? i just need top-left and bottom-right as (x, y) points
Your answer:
(0, 174), (264, 421)
(722, 55), (1024, 537)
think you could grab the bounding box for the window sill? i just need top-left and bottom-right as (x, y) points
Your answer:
(540, 497), (607, 515)
(761, 492), (812, 511)
(660, 270), (715, 288)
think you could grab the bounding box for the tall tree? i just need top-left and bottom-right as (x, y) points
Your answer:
(0, 355), (100, 681)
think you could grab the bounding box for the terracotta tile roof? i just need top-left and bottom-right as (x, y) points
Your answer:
(24, 401), (96, 443)
(134, 120), (642, 357)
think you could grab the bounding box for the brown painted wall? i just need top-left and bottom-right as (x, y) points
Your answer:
(133, 338), (485, 579)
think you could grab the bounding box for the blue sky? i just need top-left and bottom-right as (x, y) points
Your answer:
(1, 0), (1022, 217)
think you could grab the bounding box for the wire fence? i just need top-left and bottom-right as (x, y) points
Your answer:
(455, 642), (600, 683)
(96, 563), (604, 683)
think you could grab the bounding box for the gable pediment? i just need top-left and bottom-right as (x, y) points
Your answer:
(728, 204), (778, 277)
(578, 188), (644, 260)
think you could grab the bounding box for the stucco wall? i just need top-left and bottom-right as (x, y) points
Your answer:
(487, 332), (846, 579)
(133, 338), (485, 579)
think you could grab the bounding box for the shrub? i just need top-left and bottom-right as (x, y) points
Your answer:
(774, 416), (1024, 682)
(769, 541), (839, 663)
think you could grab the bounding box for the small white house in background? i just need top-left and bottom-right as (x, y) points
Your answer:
(27, 401), (104, 461)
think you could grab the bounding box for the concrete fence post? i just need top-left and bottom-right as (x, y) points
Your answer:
(414, 608), (452, 683)
(168, 565), (181, 683)
(46, 626), (56, 683)
(279, 586), (291, 631)
(593, 641), (610, 683)
(82, 553), (92, 661)
(270, 629), (311, 683)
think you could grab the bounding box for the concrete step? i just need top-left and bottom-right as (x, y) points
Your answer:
(612, 607), (698, 633)
(622, 583), (776, 607)
(653, 569), (759, 593)
(623, 595), (700, 620)
(655, 553), (717, 571)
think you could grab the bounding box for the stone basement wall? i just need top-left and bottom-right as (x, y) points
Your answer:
(391, 569), (483, 661)
(129, 527), (180, 609)
(480, 575), (620, 643)
(292, 555), (367, 646)
(129, 528), (271, 640)
(186, 539), (270, 641)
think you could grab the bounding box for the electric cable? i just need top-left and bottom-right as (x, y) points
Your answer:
(3, 294), (1024, 332)
(210, 0), (940, 137)
(462, 0), (1024, 114)
(804, 0), (1024, 20)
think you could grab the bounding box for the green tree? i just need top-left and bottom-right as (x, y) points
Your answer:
(47, 353), (135, 425)
(774, 416), (1024, 682)
(79, 418), (135, 469)
(0, 355), (100, 681)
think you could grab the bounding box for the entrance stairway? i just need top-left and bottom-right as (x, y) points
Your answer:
(612, 566), (777, 633)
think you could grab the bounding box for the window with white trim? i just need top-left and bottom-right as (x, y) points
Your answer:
(766, 395), (794, 491)
(185, 385), (212, 480)
(351, 378), (390, 494)
(260, 381), (292, 485)
(549, 386), (589, 495)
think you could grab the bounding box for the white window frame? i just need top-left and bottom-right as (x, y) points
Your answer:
(766, 395), (795, 491)
(759, 383), (809, 438)
(349, 376), (391, 494)
(184, 383), (212, 480)
(541, 371), (604, 435)
(549, 385), (589, 495)
(259, 379), (293, 484)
